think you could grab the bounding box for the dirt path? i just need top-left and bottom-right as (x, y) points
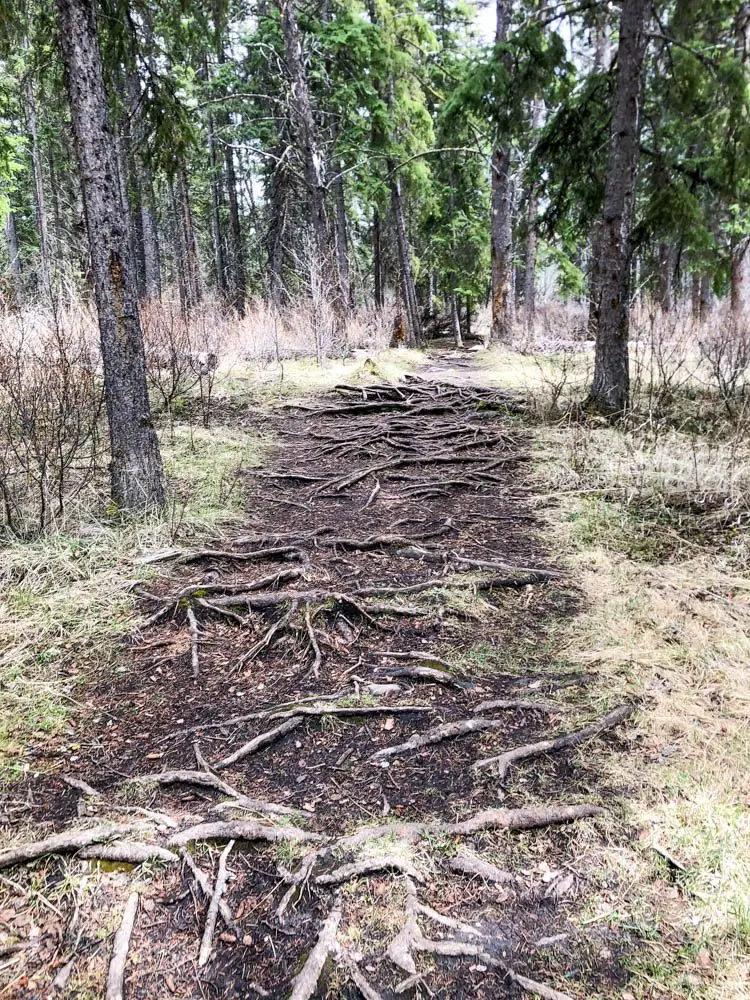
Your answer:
(0, 355), (635, 999)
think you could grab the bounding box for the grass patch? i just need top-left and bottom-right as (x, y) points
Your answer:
(481, 345), (750, 998)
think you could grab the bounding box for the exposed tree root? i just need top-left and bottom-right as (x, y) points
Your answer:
(180, 850), (234, 928)
(473, 704), (635, 778)
(473, 698), (565, 715)
(339, 948), (383, 1000)
(337, 802), (604, 850)
(186, 607), (200, 680)
(445, 850), (516, 884)
(234, 601), (299, 670)
(288, 898), (342, 1000)
(304, 602), (323, 676)
(167, 820), (322, 848)
(179, 544), (305, 564)
(78, 842), (179, 865)
(374, 663), (471, 690)
(0, 824), (133, 870)
(276, 849), (323, 920)
(105, 891), (139, 1000)
(122, 769), (239, 798)
(213, 717), (303, 770)
(209, 797), (313, 819)
(198, 840), (234, 967)
(268, 704), (432, 722)
(370, 718), (503, 761)
(316, 856), (424, 886)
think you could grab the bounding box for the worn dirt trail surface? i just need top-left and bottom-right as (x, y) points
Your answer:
(1, 354), (635, 999)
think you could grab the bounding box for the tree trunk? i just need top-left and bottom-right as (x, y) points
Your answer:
(224, 143), (246, 316)
(389, 168), (422, 347)
(139, 162), (161, 299)
(450, 293), (463, 348)
(4, 211), (22, 307)
(586, 0), (649, 414)
(657, 242), (674, 313)
(24, 74), (51, 296)
(331, 161), (352, 312)
(278, 0), (332, 293)
(490, 0), (513, 342)
(372, 207), (383, 309)
(177, 167), (202, 311)
(207, 111), (229, 300)
(731, 4), (749, 325)
(55, 0), (165, 511)
(523, 99), (543, 330)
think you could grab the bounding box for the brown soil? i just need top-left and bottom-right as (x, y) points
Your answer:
(0, 354), (636, 1000)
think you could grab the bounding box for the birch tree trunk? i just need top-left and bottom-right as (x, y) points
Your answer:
(55, 0), (165, 511)
(586, 0), (649, 414)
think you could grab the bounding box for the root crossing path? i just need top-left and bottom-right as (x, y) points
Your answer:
(2, 354), (635, 999)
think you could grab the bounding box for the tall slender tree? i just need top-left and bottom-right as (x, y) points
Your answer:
(55, 0), (165, 510)
(586, 0), (649, 414)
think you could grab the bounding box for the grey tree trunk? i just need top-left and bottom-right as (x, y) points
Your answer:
(224, 143), (247, 316)
(139, 163), (161, 299)
(523, 100), (544, 330)
(331, 156), (352, 311)
(55, 0), (165, 511)
(657, 242), (674, 313)
(278, 0), (332, 293)
(24, 75), (51, 296)
(731, 4), (750, 324)
(372, 207), (384, 309)
(389, 168), (422, 347)
(490, 0), (513, 342)
(586, 0), (649, 414)
(4, 210), (22, 306)
(176, 168), (202, 312)
(450, 293), (463, 348)
(207, 111), (229, 299)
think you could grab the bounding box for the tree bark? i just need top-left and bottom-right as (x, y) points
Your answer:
(389, 168), (422, 347)
(224, 142), (247, 316)
(331, 158), (352, 311)
(278, 0), (332, 294)
(657, 242), (674, 313)
(523, 99), (544, 330)
(175, 167), (202, 312)
(372, 207), (383, 309)
(490, 0), (513, 343)
(4, 210), (22, 307)
(207, 110), (229, 300)
(731, 3), (750, 325)
(56, 0), (165, 511)
(586, 0), (649, 414)
(24, 74), (51, 296)
(450, 293), (463, 348)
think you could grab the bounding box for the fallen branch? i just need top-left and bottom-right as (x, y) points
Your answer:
(105, 892), (139, 1000)
(0, 824), (133, 870)
(213, 717), (303, 770)
(198, 840), (234, 967)
(168, 820), (322, 848)
(472, 704), (635, 778)
(370, 718), (502, 761)
(289, 899), (342, 1000)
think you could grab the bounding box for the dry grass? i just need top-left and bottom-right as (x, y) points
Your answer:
(482, 340), (750, 1000)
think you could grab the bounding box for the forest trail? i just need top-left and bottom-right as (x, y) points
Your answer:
(1, 353), (636, 999)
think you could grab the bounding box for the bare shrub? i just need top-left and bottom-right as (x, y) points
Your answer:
(698, 314), (750, 414)
(630, 303), (701, 419)
(0, 312), (105, 537)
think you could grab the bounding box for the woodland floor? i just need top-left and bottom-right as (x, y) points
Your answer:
(0, 352), (639, 1000)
